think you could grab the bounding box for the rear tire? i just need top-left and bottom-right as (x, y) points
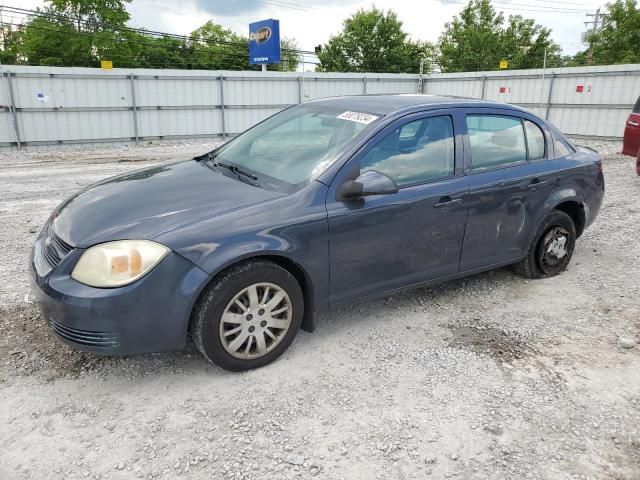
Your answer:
(514, 210), (576, 279)
(191, 260), (304, 371)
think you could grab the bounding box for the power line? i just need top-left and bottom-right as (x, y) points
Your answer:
(1, 18), (445, 72)
(3, 2), (582, 66)
(441, 0), (588, 7)
(439, 0), (589, 14)
(0, 4), (596, 73)
(248, 0), (317, 12)
(0, 5), (319, 56)
(0, 17), (564, 73)
(499, 0), (588, 6)
(0, 18), (319, 70)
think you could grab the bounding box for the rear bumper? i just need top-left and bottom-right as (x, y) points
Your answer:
(30, 242), (210, 356)
(583, 169), (605, 230)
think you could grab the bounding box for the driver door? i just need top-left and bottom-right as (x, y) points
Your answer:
(326, 111), (469, 305)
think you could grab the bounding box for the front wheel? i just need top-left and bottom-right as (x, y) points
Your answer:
(514, 210), (576, 279)
(191, 260), (304, 371)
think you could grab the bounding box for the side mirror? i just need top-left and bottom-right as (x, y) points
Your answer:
(338, 170), (399, 199)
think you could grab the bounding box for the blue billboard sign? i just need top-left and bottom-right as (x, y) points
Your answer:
(249, 19), (280, 65)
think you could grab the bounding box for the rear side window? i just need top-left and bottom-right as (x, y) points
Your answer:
(554, 137), (573, 158)
(524, 120), (545, 160)
(467, 115), (527, 170)
(633, 96), (640, 114)
(549, 128), (576, 158)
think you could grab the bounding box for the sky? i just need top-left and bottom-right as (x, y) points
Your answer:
(13, 0), (604, 67)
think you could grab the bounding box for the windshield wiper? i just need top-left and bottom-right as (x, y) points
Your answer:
(216, 162), (257, 179)
(199, 153), (260, 186)
(233, 172), (260, 187)
(209, 159), (260, 187)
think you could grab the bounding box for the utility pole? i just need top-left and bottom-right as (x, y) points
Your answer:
(0, 58), (22, 150)
(539, 49), (547, 110)
(419, 57), (425, 94)
(585, 8), (603, 65)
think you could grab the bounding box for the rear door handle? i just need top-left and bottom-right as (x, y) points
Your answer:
(527, 179), (548, 190)
(434, 197), (463, 208)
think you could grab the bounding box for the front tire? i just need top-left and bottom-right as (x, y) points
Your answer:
(514, 210), (576, 279)
(191, 260), (304, 371)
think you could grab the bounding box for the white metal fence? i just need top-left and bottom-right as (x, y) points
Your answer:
(1, 64), (639, 148)
(425, 64), (640, 141)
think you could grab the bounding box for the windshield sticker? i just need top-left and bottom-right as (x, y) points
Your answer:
(337, 111), (379, 124)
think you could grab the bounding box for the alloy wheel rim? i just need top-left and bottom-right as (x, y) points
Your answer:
(219, 282), (292, 360)
(539, 226), (570, 274)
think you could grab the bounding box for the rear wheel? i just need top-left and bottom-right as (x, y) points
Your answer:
(191, 260), (303, 371)
(514, 210), (576, 279)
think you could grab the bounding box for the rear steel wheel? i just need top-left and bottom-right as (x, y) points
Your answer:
(514, 210), (576, 279)
(219, 283), (292, 360)
(537, 226), (570, 276)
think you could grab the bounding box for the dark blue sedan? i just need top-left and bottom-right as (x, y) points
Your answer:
(31, 95), (604, 371)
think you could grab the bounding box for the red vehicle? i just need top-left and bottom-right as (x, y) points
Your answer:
(622, 95), (640, 175)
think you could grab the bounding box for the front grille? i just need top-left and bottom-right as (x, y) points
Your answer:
(48, 318), (120, 348)
(42, 223), (73, 269)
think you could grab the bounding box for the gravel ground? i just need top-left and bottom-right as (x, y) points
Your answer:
(0, 139), (639, 480)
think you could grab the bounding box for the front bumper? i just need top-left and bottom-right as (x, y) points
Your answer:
(30, 237), (210, 355)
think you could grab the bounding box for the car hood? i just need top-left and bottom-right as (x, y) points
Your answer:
(52, 160), (284, 248)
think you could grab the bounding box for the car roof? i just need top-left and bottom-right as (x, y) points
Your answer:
(307, 94), (528, 116)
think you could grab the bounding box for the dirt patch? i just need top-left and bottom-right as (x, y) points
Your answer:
(447, 324), (537, 363)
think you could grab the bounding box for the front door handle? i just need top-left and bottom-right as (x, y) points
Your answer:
(434, 197), (463, 208)
(527, 179), (548, 190)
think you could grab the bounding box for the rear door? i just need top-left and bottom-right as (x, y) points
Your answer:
(459, 109), (558, 272)
(622, 96), (640, 156)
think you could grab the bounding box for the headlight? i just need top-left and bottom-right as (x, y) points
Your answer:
(71, 240), (169, 288)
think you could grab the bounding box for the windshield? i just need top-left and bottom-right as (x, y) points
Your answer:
(212, 104), (380, 190)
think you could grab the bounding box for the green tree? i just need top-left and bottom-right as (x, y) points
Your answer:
(48, 0), (130, 29)
(124, 32), (189, 69)
(0, 25), (21, 64)
(188, 20), (249, 70)
(268, 38), (300, 72)
(18, 0), (133, 67)
(20, 14), (92, 66)
(438, 0), (561, 72)
(317, 7), (433, 73)
(580, 0), (640, 65)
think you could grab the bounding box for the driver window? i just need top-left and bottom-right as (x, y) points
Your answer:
(360, 116), (455, 187)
